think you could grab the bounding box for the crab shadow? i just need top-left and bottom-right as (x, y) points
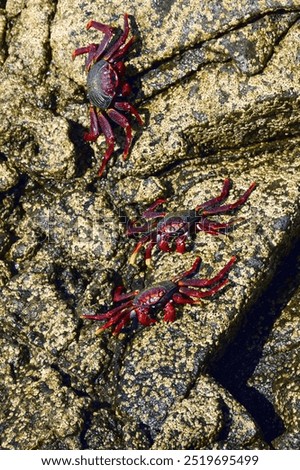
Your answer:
(67, 119), (95, 177)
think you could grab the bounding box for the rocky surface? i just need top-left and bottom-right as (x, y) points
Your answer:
(249, 285), (300, 449)
(0, 0), (300, 449)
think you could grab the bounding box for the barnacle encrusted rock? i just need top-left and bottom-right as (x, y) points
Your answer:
(5, 0), (55, 80)
(249, 286), (300, 450)
(152, 375), (268, 450)
(140, 11), (300, 96)
(0, 160), (19, 192)
(0, 271), (87, 449)
(0, 75), (77, 181)
(0, 271), (78, 357)
(7, 186), (122, 271)
(0, 363), (86, 449)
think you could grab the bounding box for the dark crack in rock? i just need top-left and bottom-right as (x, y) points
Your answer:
(249, 286), (300, 449)
(141, 11), (300, 98)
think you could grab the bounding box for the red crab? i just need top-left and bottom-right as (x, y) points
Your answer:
(127, 178), (256, 265)
(72, 13), (143, 177)
(82, 256), (236, 335)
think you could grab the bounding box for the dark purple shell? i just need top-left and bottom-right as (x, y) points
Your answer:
(133, 281), (177, 310)
(87, 60), (117, 109)
(157, 210), (198, 234)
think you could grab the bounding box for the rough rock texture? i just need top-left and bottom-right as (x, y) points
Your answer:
(152, 375), (268, 450)
(0, 0), (300, 449)
(249, 286), (300, 449)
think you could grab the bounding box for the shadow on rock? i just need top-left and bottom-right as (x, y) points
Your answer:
(209, 238), (300, 443)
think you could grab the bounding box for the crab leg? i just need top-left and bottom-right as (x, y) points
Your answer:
(179, 256), (236, 287)
(202, 182), (257, 216)
(145, 239), (157, 266)
(143, 210), (166, 220)
(196, 218), (241, 235)
(126, 221), (150, 235)
(179, 278), (229, 298)
(107, 109), (132, 160)
(111, 310), (133, 335)
(126, 222), (150, 235)
(85, 21), (114, 68)
(172, 293), (198, 305)
(95, 308), (132, 334)
(83, 106), (100, 142)
(105, 13), (130, 61)
(82, 300), (133, 321)
(129, 235), (151, 265)
(97, 112), (115, 177)
(172, 256), (202, 283)
(142, 199), (167, 219)
(86, 20), (114, 34)
(72, 43), (97, 60)
(113, 286), (138, 302)
(115, 101), (144, 125)
(109, 36), (136, 62)
(196, 178), (231, 211)
(129, 227), (157, 265)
